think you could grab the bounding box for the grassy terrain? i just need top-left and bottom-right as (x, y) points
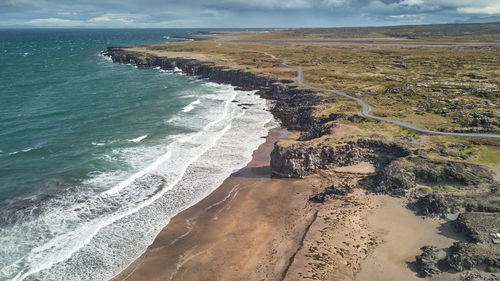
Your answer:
(276, 47), (499, 133)
(132, 26), (499, 134)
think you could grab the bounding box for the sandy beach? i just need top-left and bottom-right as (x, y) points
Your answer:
(109, 124), (466, 281)
(111, 127), (321, 281)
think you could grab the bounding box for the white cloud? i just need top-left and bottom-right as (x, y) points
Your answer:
(26, 13), (150, 27)
(388, 13), (425, 22)
(27, 18), (85, 26)
(89, 13), (147, 24)
(89, 16), (111, 22)
(322, 0), (346, 7)
(458, 3), (500, 14)
(215, 0), (312, 9)
(389, 14), (421, 18)
(398, 0), (424, 6)
(394, 0), (500, 15)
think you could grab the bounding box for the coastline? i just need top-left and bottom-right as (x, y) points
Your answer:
(103, 41), (498, 281)
(2, 26), (498, 281)
(110, 127), (319, 281)
(111, 126), (461, 281)
(102, 48), (450, 281)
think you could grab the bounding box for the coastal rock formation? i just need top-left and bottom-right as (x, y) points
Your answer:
(374, 157), (494, 195)
(444, 241), (500, 272)
(103, 47), (271, 91)
(414, 197), (500, 274)
(270, 139), (410, 178)
(414, 246), (440, 277)
(415, 186), (500, 217)
(309, 184), (353, 203)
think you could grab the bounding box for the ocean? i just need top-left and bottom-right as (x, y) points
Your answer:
(0, 29), (275, 280)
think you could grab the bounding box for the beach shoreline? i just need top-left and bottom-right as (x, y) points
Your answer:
(111, 126), (461, 281)
(111, 127), (317, 281)
(103, 49), (463, 281)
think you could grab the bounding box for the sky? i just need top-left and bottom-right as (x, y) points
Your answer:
(0, 0), (499, 28)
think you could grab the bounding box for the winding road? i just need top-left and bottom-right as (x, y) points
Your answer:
(257, 48), (500, 140)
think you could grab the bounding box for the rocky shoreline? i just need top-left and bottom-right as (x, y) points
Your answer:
(103, 46), (499, 279)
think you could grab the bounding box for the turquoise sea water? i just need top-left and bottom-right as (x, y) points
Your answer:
(0, 29), (275, 280)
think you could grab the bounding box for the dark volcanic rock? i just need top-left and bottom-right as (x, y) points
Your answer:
(374, 157), (493, 196)
(414, 246), (440, 277)
(309, 184), (353, 203)
(460, 272), (500, 281)
(102, 47), (270, 90)
(456, 212), (500, 244)
(443, 242), (500, 272)
(270, 138), (410, 178)
(415, 193), (461, 216)
(442, 212), (500, 272)
(415, 186), (500, 217)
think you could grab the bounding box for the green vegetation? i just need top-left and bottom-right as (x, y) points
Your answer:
(276, 139), (295, 148)
(276, 47), (499, 133)
(486, 266), (500, 273)
(471, 145), (500, 165)
(320, 99), (359, 116)
(418, 186), (432, 194)
(432, 184), (463, 193)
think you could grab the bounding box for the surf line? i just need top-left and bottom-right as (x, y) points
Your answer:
(205, 184), (241, 212)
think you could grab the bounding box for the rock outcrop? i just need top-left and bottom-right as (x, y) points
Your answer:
(374, 157), (494, 195)
(270, 138), (410, 178)
(309, 184), (353, 203)
(414, 246), (440, 277)
(103, 47), (271, 90)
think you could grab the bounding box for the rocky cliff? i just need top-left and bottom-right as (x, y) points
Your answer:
(270, 138), (410, 178)
(103, 47), (271, 91)
(102, 47), (324, 134)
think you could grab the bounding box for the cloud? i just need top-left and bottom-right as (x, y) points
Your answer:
(389, 14), (422, 18)
(322, 0), (346, 7)
(27, 18), (85, 26)
(458, 3), (500, 14)
(395, 0), (500, 13)
(88, 13), (147, 24)
(208, 0), (313, 10)
(1, 0), (499, 28)
(398, 0), (424, 6)
(89, 16), (111, 22)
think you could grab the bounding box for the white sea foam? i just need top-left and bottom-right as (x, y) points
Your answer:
(0, 83), (275, 281)
(181, 99), (200, 113)
(128, 135), (148, 143)
(8, 148), (34, 155)
(181, 104), (194, 113)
